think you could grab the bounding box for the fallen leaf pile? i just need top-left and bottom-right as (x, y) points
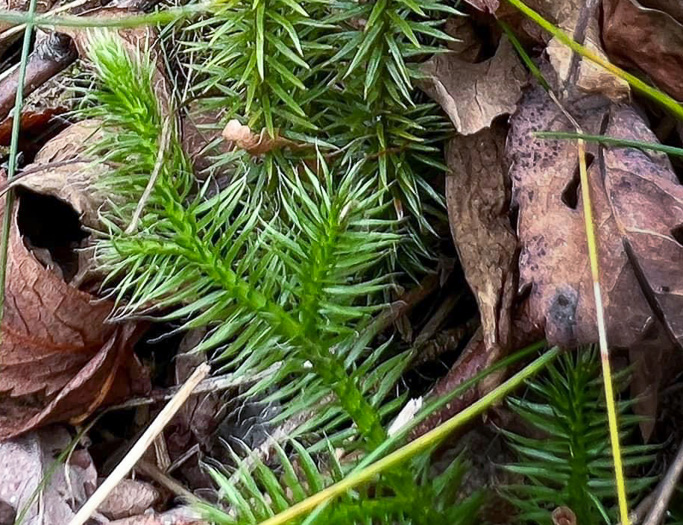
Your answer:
(418, 0), (683, 433)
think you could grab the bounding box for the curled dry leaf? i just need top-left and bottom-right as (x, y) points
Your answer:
(98, 479), (160, 520)
(0, 427), (97, 525)
(507, 83), (683, 351)
(603, 0), (683, 100)
(420, 36), (527, 136)
(18, 120), (108, 229)
(0, 188), (149, 440)
(552, 506), (578, 525)
(222, 119), (301, 156)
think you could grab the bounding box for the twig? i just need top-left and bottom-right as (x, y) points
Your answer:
(373, 274), (439, 333)
(0, 31), (77, 121)
(135, 459), (201, 504)
(106, 366), (277, 411)
(126, 116), (172, 233)
(67, 363), (210, 525)
(0, 0), (88, 43)
(642, 440), (683, 525)
(413, 292), (462, 348)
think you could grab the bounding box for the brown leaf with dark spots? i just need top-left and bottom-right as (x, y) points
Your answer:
(508, 86), (646, 348)
(508, 83), (683, 353)
(421, 36), (527, 136)
(0, 190), (149, 440)
(602, 107), (683, 347)
(603, 0), (683, 100)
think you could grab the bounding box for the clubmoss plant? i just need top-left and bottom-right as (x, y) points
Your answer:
(503, 348), (658, 525)
(79, 28), (489, 524)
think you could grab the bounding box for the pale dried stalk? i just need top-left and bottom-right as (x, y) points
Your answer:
(642, 440), (683, 525)
(67, 363), (210, 525)
(125, 116), (172, 233)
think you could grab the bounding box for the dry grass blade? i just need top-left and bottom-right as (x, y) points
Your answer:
(0, 0), (38, 323)
(67, 363), (210, 525)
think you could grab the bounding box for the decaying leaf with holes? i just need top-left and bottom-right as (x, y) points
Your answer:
(507, 85), (683, 351)
(602, 106), (683, 347)
(507, 84), (683, 437)
(0, 185), (149, 440)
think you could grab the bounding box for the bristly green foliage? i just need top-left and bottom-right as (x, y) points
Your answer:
(80, 30), (484, 524)
(503, 348), (657, 525)
(201, 440), (484, 525)
(200, 438), (488, 525)
(180, 0), (458, 266)
(81, 31), (398, 450)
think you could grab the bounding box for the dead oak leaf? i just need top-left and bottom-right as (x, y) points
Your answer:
(420, 36), (527, 136)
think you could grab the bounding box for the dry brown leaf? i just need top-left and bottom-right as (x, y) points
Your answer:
(0, 427), (97, 524)
(0, 188), (149, 440)
(98, 479), (160, 520)
(221, 119), (300, 156)
(461, 0), (499, 13)
(603, 0), (683, 100)
(507, 83), (683, 352)
(546, 19), (629, 100)
(516, 0), (629, 99)
(420, 36), (527, 136)
(18, 120), (108, 229)
(552, 507), (577, 525)
(445, 122), (517, 355)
